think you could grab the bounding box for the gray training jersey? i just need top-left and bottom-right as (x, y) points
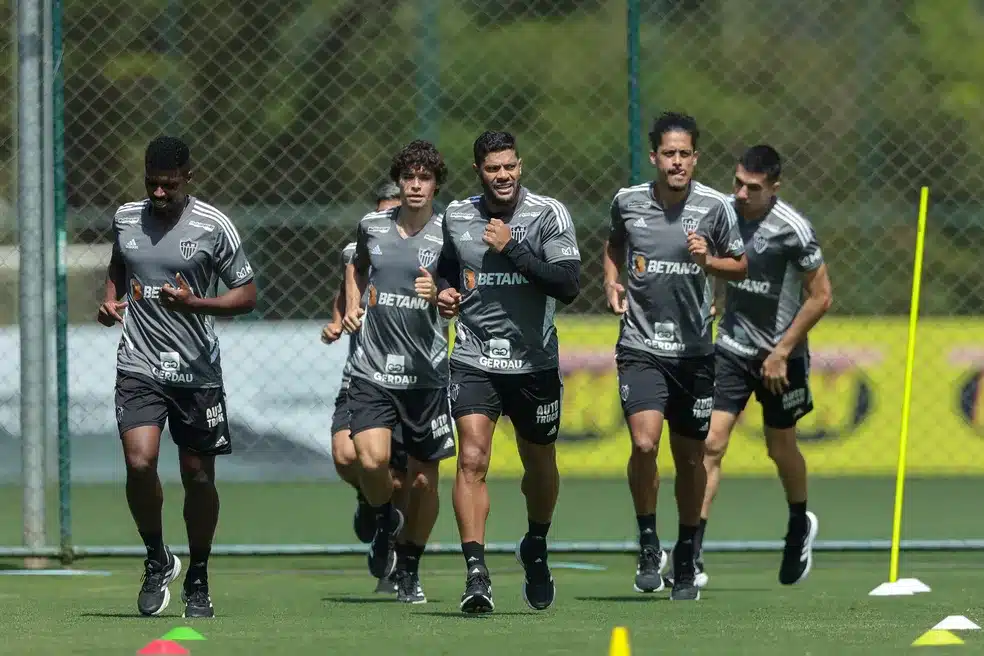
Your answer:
(442, 187), (581, 374)
(609, 181), (745, 359)
(347, 208), (448, 390)
(114, 197), (255, 388)
(716, 197), (825, 360)
(338, 241), (358, 390)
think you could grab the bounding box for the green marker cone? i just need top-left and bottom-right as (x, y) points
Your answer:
(160, 627), (207, 641)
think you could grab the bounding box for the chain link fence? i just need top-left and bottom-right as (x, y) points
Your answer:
(2, 0), (983, 556)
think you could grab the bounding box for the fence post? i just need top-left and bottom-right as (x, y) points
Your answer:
(18, 0), (48, 565)
(52, 0), (72, 565)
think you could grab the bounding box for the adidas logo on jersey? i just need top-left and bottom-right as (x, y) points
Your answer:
(124, 239), (138, 250)
(633, 218), (647, 227)
(461, 231), (473, 241)
(370, 244), (382, 255)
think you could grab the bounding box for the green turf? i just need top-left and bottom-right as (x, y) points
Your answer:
(2, 477), (983, 548)
(1, 552), (982, 655)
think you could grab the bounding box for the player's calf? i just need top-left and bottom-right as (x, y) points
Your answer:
(763, 425), (816, 584)
(353, 428), (404, 579)
(668, 433), (706, 601)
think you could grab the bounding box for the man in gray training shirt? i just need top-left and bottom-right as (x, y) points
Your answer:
(699, 145), (832, 588)
(436, 130), (581, 615)
(98, 136), (257, 619)
(342, 140), (456, 604)
(603, 112), (747, 602)
(320, 180), (408, 595)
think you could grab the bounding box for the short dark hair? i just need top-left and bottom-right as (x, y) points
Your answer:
(145, 136), (191, 172)
(473, 130), (517, 166)
(373, 180), (401, 202)
(738, 144), (782, 183)
(389, 140), (448, 186)
(648, 111), (699, 152)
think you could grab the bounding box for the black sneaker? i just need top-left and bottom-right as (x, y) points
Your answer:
(669, 548), (700, 601)
(367, 508), (404, 579)
(516, 535), (556, 610)
(780, 510), (819, 585)
(181, 576), (215, 618)
(666, 551), (709, 589)
(395, 570), (427, 604)
(633, 546), (667, 593)
(137, 549), (181, 616)
(374, 572), (399, 594)
(353, 494), (376, 544)
(459, 564), (494, 614)
(695, 553), (709, 588)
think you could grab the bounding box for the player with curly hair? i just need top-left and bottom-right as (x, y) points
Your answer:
(341, 140), (456, 603)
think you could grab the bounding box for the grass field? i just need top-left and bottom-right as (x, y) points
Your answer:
(1, 552), (983, 655)
(2, 478), (983, 654)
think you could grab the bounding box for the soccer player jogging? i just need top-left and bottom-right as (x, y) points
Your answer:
(436, 130), (581, 614)
(603, 112), (747, 601)
(321, 180), (410, 594)
(342, 141), (456, 604)
(97, 136), (257, 618)
(699, 145), (832, 586)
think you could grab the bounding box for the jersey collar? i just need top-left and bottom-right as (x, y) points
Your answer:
(481, 185), (527, 221)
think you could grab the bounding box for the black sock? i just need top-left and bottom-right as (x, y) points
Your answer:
(789, 501), (808, 534)
(187, 547), (210, 583)
(636, 514), (658, 549)
(398, 542), (425, 575)
(676, 524), (698, 560)
(139, 530), (166, 564)
(461, 541), (486, 570)
(695, 518), (708, 555)
(373, 501), (393, 534)
(523, 521), (550, 557)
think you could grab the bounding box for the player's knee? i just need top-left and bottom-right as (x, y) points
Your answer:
(703, 432), (729, 463)
(765, 427), (799, 462)
(629, 433), (659, 455)
(457, 444), (490, 482)
(124, 449), (158, 476)
(357, 449), (390, 474)
(180, 466), (214, 488)
(353, 432), (391, 472)
(331, 432), (357, 468)
(670, 434), (705, 469)
(627, 414), (661, 453)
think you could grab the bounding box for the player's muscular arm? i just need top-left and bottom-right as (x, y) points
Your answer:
(702, 252), (747, 280)
(345, 261), (368, 315)
(182, 280), (257, 316)
(603, 239), (628, 315)
(690, 230), (746, 280)
(97, 244), (129, 326)
(500, 238), (580, 304)
(772, 263), (833, 358)
(331, 276), (346, 325)
(104, 244), (126, 302)
(436, 250), (461, 292)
